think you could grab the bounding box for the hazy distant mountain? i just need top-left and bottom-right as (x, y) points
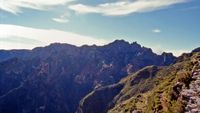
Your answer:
(0, 40), (177, 113)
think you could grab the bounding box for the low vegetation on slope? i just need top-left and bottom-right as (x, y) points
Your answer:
(109, 52), (200, 113)
(77, 65), (161, 113)
(78, 52), (200, 113)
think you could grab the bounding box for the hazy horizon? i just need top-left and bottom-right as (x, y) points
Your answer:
(0, 0), (200, 56)
(0, 38), (198, 57)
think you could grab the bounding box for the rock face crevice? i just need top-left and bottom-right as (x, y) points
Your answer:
(181, 57), (200, 113)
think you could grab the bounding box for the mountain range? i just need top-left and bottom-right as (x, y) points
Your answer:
(0, 40), (199, 113)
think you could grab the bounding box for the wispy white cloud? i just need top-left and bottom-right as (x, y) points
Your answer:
(69, 0), (188, 16)
(0, 24), (108, 50)
(52, 18), (69, 23)
(152, 29), (161, 33)
(52, 13), (70, 23)
(0, 0), (74, 14)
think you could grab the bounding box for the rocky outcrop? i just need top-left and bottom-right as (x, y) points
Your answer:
(181, 57), (200, 113)
(192, 47), (200, 53)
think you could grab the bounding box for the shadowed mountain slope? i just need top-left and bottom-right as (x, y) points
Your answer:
(0, 40), (176, 113)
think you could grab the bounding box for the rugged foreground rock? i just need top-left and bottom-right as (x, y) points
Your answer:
(181, 56), (200, 113)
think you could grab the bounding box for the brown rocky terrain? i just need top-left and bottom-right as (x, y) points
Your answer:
(181, 55), (200, 113)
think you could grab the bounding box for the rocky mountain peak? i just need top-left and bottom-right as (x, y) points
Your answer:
(110, 39), (130, 45)
(192, 47), (200, 53)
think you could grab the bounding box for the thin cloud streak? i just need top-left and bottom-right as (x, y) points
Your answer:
(69, 0), (189, 16)
(152, 29), (161, 33)
(52, 13), (70, 23)
(0, 24), (108, 49)
(52, 18), (69, 23)
(0, 0), (74, 14)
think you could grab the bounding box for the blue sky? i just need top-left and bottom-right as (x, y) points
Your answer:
(0, 0), (200, 56)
